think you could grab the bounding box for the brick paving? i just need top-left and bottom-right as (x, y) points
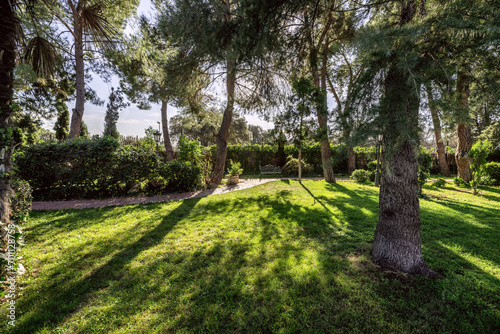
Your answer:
(31, 177), (349, 211)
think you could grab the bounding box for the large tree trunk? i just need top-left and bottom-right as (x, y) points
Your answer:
(161, 99), (174, 161)
(68, 14), (85, 139)
(210, 59), (236, 185)
(425, 84), (450, 176)
(455, 68), (472, 182)
(372, 0), (435, 277)
(0, 0), (16, 224)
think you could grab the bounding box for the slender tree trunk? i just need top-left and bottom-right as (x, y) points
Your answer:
(316, 38), (335, 182)
(211, 59), (236, 185)
(347, 148), (356, 174)
(161, 99), (174, 161)
(425, 84), (450, 176)
(0, 0), (16, 224)
(455, 68), (472, 182)
(68, 14), (85, 139)
(298, 148), (302, 182)
(372, 0), (436, 277)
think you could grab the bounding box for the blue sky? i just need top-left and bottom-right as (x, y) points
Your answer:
(42, 0), (273, 137)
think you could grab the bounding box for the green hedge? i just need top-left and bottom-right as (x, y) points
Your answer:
(203, 143), (371, 175)
(14, 137), (204, 200)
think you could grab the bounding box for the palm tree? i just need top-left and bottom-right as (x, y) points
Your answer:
(34, 0), (120, 138)
(1, 0), (58, 224)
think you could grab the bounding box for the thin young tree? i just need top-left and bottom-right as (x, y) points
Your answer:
(278, 77), (317, 181)
(424, 83), (451, 176)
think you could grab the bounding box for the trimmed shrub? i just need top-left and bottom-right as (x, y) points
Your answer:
(350, 169), (371, 184)
(282, 156), (313, 176)
(367, 161), (377, 172)
(485, 162), (500, 185)
(453, 177), (471, 188)
(432, 178), (447, 188)
(160, 161), (204, 192)
(9, 179), (32, 222)
(14, 137), (205, 200)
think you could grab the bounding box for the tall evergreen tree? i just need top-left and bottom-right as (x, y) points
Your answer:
(160, 0), (284, 184)
(54, 95), (70, 141)
(103, 87), (128, 139)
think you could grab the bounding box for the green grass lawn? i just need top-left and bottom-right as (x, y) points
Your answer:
(2, 181), (499, 333)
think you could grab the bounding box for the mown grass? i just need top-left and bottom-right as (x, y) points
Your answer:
(1, 180), (499, 333)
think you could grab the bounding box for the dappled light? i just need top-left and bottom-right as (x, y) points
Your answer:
(4, 181), (498, 333)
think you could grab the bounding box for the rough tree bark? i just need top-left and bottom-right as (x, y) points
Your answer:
(68, 6), (85, 139)
(372, 0), (436, 277)
(161, 99), (174, 161)
(425, 84), (450, 176)
(0, 0), (16, 224)
(210, 58), (236, 185)
(455, 68), (472, 182)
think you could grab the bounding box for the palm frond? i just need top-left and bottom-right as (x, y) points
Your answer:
(24, 36), (58, 77)
(81, 1), (116, 51)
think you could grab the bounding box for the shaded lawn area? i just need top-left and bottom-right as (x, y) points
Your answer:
(1, 181), (499, 333)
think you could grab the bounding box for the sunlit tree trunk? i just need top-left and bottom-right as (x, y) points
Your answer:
(310, 37), (335, 182)
(211, 58), (236, 185)
(298, 149), (302, 181)
(161, 99), (174, 161)
(69, 8), (85, 139)
(425, 84), (450, 176)
(0, 0), (16, 223)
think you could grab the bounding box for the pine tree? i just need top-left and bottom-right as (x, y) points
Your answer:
(54, 96), (70, 141)
(103, 88), (128, 139)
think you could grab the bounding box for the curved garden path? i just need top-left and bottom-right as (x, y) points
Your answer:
(32, 177), (351, 211)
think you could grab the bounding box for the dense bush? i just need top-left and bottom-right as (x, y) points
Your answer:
(160, 161), (204, 192)
(282, 156), (313, 176)
(417, 147), (433, 195)
(453, 177), (471, 188)
(485, 162), (500, 185)
(366, 161), (377, 172)
(9, 179), (32, 222)
(432, 178), (447, 188)
(350, 169), (372, 184)
(15, 137), (205, 200)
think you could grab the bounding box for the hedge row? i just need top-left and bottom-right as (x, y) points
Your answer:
(203, 143), (376, 175)
(14, 137), (204, 200)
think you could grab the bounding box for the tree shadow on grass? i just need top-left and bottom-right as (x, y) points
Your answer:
(9, 180), (500, 333)
(12, 198), (202, 334)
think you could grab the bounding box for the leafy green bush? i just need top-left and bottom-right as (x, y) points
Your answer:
(178, 135), (202, 166)
(282, 156), (313, 176)
(9, 179), (32, 222)
(350, 169), (371, 184)
(432, 178), (447, 188)
(485, 162), (500, 185)
(469, 140), (493, 194)
(161, 161), (204, 192)
(228, 160), (243, 176)
(366, 161), (377, 172)
(14, 137), (205, 200)
(453, 177), (471, 188)
(418, 147), (433, 195)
